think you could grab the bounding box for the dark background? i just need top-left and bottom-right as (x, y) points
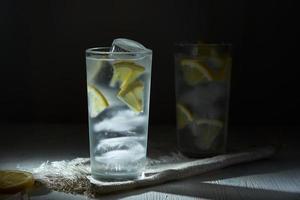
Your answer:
(0, 0), (299, 128)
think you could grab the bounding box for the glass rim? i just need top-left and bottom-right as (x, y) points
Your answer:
(86, 47), (152, 55)
(174, 42), (232, 47)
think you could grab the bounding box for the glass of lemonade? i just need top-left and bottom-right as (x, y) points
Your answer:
(85, 39), (152, 180)
(174, 43), (231, 157)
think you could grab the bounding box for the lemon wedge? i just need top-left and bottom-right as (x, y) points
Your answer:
(180, 59), (213, 85)
(118, 80), (144, 112)
(176, 103), (193, 129)
(87, 85), (109, 118)
(0, 170), (34, 194)
(110, 61), (145, 90)
(195, 119), (223, 150)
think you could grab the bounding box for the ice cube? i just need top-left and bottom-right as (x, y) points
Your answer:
(193, 121), (222, 150)
(179, 82), (227, 118)
(94, 109), (146, 132)
(95, 137), (146, 165)
(96, 136), (144, 153)
(179, 121), (221, 150)
(111, 38), (149, 52)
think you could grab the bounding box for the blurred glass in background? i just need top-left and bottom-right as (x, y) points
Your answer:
(174, 43), (231, 157)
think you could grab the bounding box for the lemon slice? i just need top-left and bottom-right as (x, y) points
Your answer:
(118, 80), (144, 112)
(176, 103), (193, 129)
(0, 170), (34, 194)
(180, 59), (213, 85)
(195, 119), (223, 150)
(110, 61), (145, 89)
(87, 85), (109, 118)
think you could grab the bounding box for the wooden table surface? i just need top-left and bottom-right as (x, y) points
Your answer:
(0, 124), (299, 200)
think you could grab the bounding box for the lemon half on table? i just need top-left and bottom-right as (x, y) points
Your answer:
(176, 103), (193, 129)
(110, 61), (145, 90)
(0, 170), (34, 194)
(118, 80), (144, 113)
(87, 85), (109, 118)
(180, 59), (213, 85)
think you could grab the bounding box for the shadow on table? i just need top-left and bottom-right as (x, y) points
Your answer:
(96, 184), (300, 200)
(155, 182), (300, 200)
(150, 159), (300, 200)
(194, 156), (299, 182)
(28, 182), (52, 197)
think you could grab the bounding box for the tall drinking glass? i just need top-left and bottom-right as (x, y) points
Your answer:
(85, 46), (152, 180)
(174, 43), (231, 157)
